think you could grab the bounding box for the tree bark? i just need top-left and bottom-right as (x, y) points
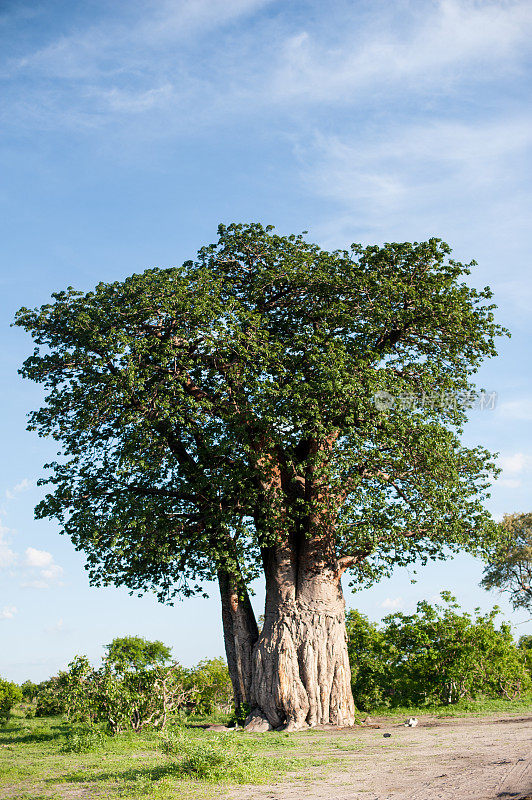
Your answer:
(217, 569), (259, 719)
(246, 533), (356, 731)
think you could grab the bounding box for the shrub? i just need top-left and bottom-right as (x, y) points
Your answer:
(30, 636), (235, 731)
(0, 678), (22, 722)
(35, 676), (67, 717)
(346, 610), (389, 711)
(54, 654), (197, 734)
(61, 726), (106, 753)
(190, 658), (233, 715)
(346, 592), (531, 709)
(160, 730), (249, 781)
(20, 680), (39, 702)
(518, 635), (532, 676)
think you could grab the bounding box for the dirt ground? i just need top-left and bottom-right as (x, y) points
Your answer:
(232, 714), (532, 800)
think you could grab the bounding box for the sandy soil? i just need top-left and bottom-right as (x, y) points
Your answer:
(232, 714), (532, 800)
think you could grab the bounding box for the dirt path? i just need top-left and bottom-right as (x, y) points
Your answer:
(232, 714), (532, 800)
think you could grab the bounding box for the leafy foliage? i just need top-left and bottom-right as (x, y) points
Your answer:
(30, 637), (233, 734)
(105, 635), (172, 672)
(191, 658), (234, 715)
(35, 676), (67, 717)
(15, 223), (506, 603)
(481, 512), (532, 611)
(347, 593), (530, 710)
(345, 611), (389, 710)
(20, 680), (39, 702)
(60, 726), (106, 753)
(159, 728), (268, 783)
(0, 678), (22, 723)
(56, 654), (195, 734)
(518, 635), (532, 677)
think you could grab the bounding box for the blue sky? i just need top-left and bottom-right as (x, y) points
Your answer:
(1, 0), (531, 682)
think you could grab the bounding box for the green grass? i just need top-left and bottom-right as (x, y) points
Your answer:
(0, 713), (312, 800)
(370, 694), (532, 718)
(1, 696), (531, 799)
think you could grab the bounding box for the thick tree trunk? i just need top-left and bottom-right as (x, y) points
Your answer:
(246, 535), (356, 731)
(218, 569), (259, 719)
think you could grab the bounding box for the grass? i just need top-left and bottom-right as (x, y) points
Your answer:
(1, 696), (531, 799)
(370, 694), (532, 718)
(0, 712), (311, 800)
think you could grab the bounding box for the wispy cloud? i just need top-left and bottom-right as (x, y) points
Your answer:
(498, 452), (531, 474)
(271, 0), (532, 104)
(494, 451), (532, 490)
(44, 618), (68, 635)
(2, 0), (531, 140)
(498, 478), (522, 489)
(498, 399), (532, 422)
(0, 605), (17, 620)
(5, 478), (32, 501)
(8, 0), (271, 80)
(300, 117), (532, 231)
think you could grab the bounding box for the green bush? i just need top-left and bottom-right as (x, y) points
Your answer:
(61, 726), (106, 753)
(0, 678), (22, 722)
(35, 676), (67, 717)
(347, 592), (531, 710)
(20, 680), (39, 702)
(160, 730), (250, 781)
(518, 635), (532, 676)
(39, 640), (234, 734)
(190, 658), (233, 715)
(346, 610), (389, 711)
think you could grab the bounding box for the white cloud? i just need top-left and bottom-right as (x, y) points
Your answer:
(271, 0), (532, 104)
(23, 547), (64, 588)
(45, 618), (65, 634)
(21, 579), (51, 590)
(7, 0), (271, 82)
(302, 117), (532, 218)
(41, 564), (64, 581)
(498, 452), (531, 474)
(3, 0), (531, 139)
(5, 478), (32, 501)
(0, 606), (17, 620)
(379, 596), (404, 610)
(498, 399), (532, 421)
(25, 547), (54, 568)
(96, 84), (175, 114)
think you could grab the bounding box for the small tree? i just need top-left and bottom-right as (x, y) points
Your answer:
(105, 636), (172, 672)
(0, 679), (22, 722)
(383, 593), (530, 704)
(481, 513), (532, 611)
(57, 653), (196, 734)
(57, 655), (99, 725)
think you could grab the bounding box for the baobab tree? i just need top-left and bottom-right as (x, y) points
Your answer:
(16, 222), (505, 729)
